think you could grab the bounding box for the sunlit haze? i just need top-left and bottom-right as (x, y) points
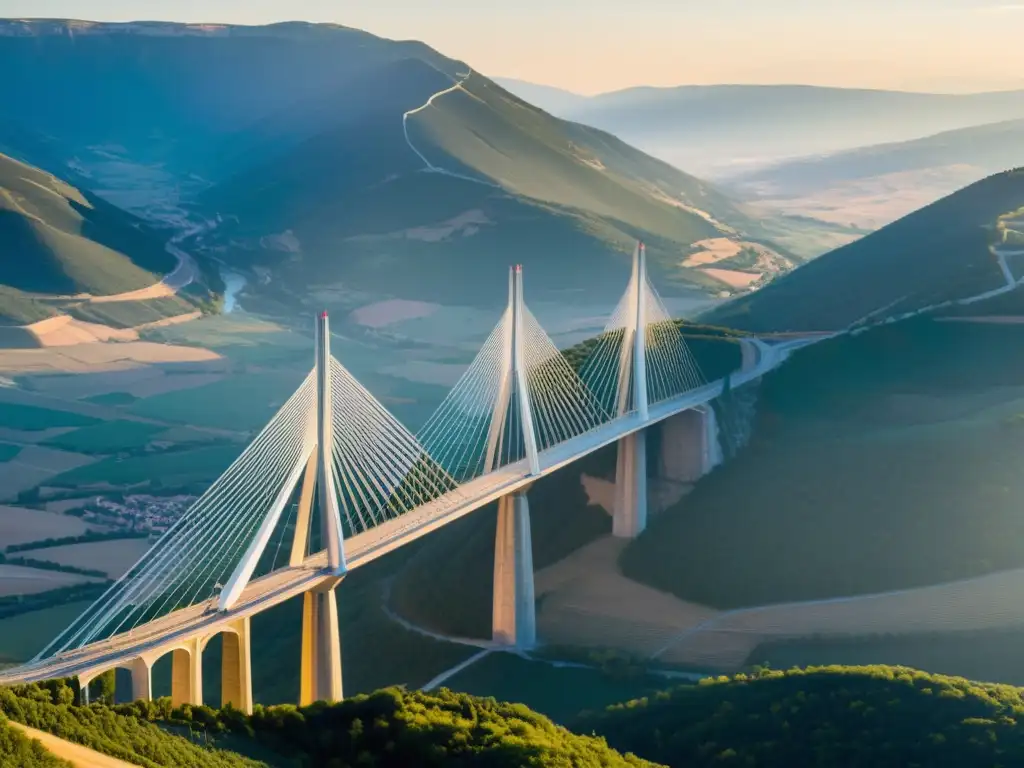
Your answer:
(2, 0), (1022, 94)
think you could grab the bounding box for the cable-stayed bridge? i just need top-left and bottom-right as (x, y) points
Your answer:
(0, 245), (824, 711)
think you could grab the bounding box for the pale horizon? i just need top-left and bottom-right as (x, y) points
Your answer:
(1, 1), (1022, 95)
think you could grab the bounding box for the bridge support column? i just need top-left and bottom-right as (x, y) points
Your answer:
(659, 406), (722, 484)
(300, 581), (343, 706)
(492, 490), (536, 648)
(739, 339), (759, 374)
(221, 617), (253, 714)
(613, 430), (648, 539)
(171, 638), (203, 707)
(130, 657), (152, 703)
(77, 674), (92, 706)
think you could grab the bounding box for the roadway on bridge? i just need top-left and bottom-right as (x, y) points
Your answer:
(0, 333), (820, 688)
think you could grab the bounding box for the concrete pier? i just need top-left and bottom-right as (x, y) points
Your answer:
(659, 405), (722, 484)
(170, 638), (202, 707)
(300, 582), (343, 705)
(492, 491), (536, 648)
(612, 430), (648, 539)
(221, 618), (253, 713)
(130, 657), (152, 703)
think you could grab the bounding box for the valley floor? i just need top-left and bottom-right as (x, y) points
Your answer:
(524, 475), (1024, 671)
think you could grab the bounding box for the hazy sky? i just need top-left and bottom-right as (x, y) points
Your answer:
(2, 1), (1022, 94)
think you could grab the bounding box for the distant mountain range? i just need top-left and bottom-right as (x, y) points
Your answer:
(9, 21), (1020, 327)
(731, 119), (1024, 195)
(496, 79), (1024, 178)
(0, 19), (801, 318)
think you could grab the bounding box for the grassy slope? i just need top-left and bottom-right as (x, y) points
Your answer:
(622, 317), (1024, 609)
(0, 153), (175, 322)
(200, 64), (781, 307)
(582, 665), (1024, 768)
(706, 168), (1024, 332)
(412, 74), (765, 246)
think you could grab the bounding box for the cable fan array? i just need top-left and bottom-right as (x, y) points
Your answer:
(579, 256), (705, 414)
(328, 358), (461, 539)
(38, 374), (317, 659)
(417, 302), (610, 482)
(34, 252), (710, 662)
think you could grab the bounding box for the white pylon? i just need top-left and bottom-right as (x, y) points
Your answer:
(484, 266), (540, 476)
(615, 242), (650, 418)
(633, 243), (649, 419)
(315, 311), (346, 574)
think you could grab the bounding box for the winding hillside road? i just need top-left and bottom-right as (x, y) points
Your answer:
(401, 70), (500, 189)
(958, 244), (1024, 306)
(850, 243), (1024, 331)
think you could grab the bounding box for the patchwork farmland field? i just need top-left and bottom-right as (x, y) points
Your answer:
(17, 538), (154, 579)
(0, 505), (91, 547)
(0, 445), (97, 500)
(45, 444), (241, 489)
(41, 420), (164, 454)
(0, 564), (104, 597)
(0, 601), (94, 662)
(129, 371), (307, 431)
(0, 402), (98, 431)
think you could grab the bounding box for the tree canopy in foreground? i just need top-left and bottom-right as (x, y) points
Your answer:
(579, 664), (1024, 767)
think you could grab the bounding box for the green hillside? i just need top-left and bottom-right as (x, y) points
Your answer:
(0, 21), (460, 181)
(410, 74), (765, 246)
(707, 168), (1024, 332)
(198, 66), (788, 308)
(0, 152), (179, 325)
(581, 665), (1024, 768)
(622, 316), (1024, 609)
(12, 666), (1024, 767)
(1, 679), (652, 768)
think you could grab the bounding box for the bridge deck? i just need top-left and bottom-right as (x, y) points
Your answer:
(0, 340), (814, 686)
